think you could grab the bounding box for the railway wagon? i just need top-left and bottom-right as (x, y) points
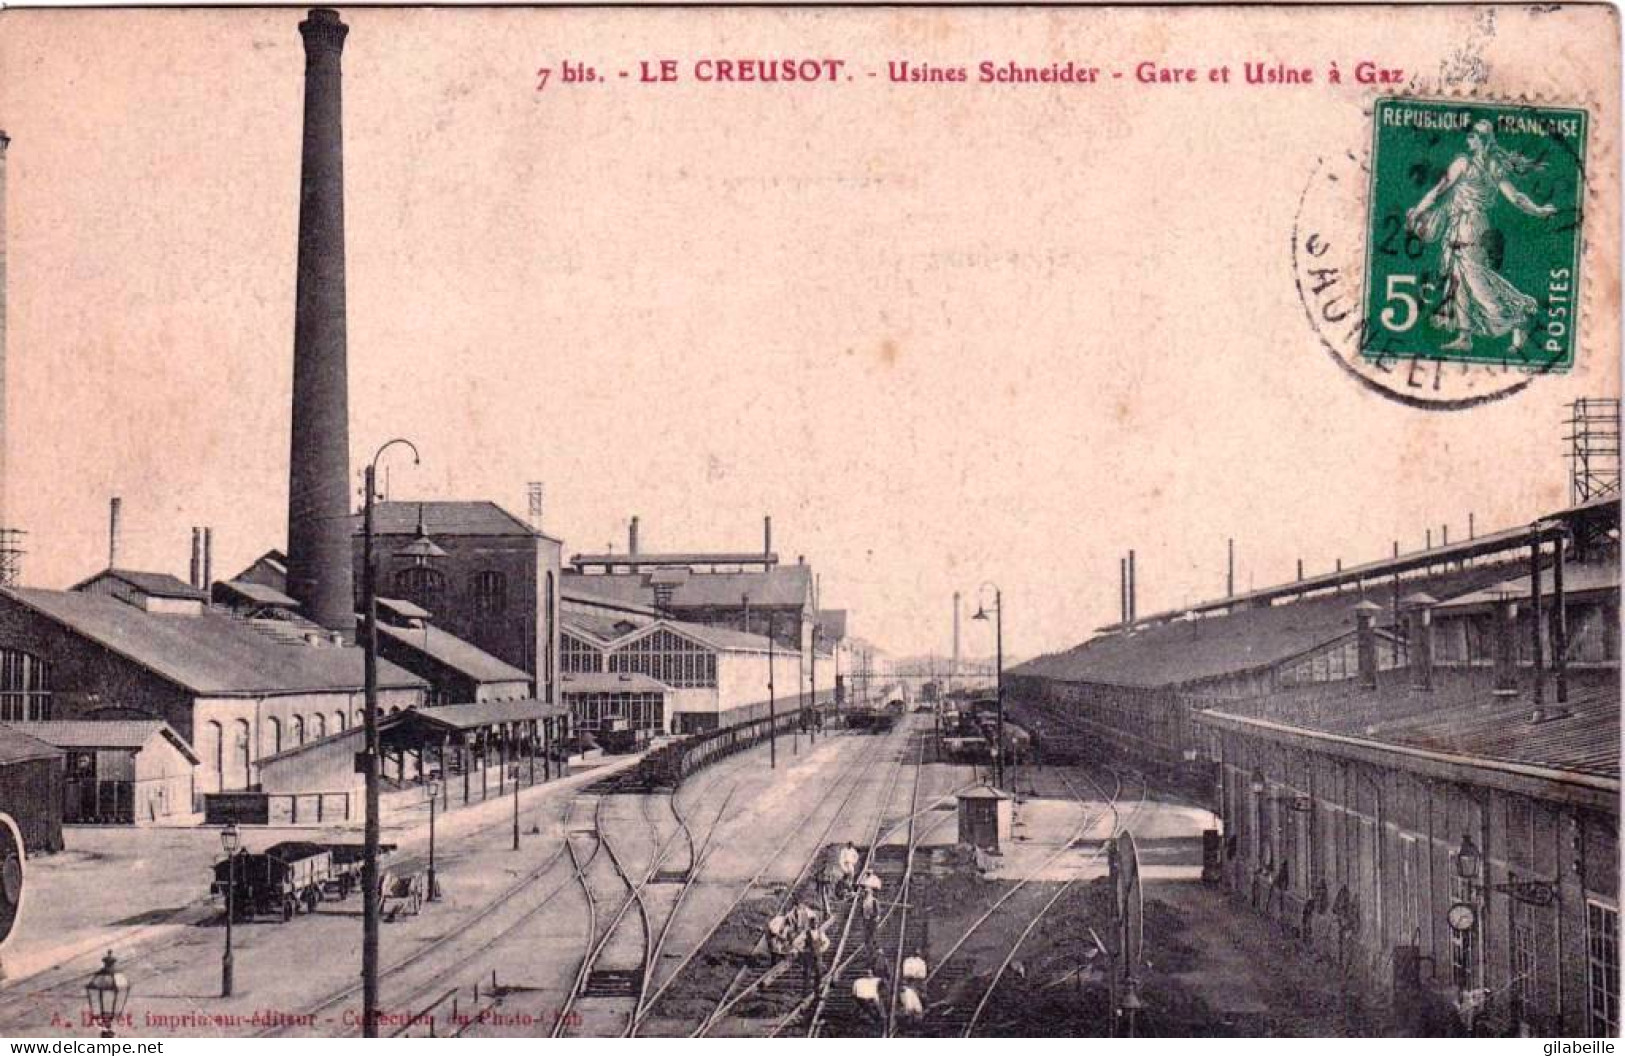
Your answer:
(214, 841), (332, 921)
(632, 705), (807, 789)
(213, 841), (396, 922)
(597, 717), (652, 755)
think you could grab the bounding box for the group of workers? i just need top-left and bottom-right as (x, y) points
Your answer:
(761, 840), (934, 1034)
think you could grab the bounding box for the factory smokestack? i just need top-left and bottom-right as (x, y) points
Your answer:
(202, 526), (213, 591)
(629, 515), (639, 556)
(108, 497), (121, 569)
(190, 528), (202, 589)
(764, 515), (773, 556)
(286, 8), (355, 633)
(0, 131), (9, 543)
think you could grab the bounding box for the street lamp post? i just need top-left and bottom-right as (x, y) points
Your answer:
(362, 438), (420, 1038)
(220, 822), (240, 997)
(510, 763), (521, 850)
(972, 584), (1004, 789)
(84, 951), (130, 1039)
(426, 778), (441, 901)
(766, 611), (777, 769)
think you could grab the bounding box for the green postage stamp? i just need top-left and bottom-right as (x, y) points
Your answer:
(1362, 98), (1587, 371)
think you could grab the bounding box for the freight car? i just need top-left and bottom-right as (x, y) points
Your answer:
(213, 841), (395, 922)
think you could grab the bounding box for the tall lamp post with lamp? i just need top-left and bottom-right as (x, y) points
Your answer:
(361, 437), (421, 1037)
(84, 952), (130, 1039)
(220, 822), (240, 996)
(425, 778), (442, 901)
(971, 583), (1004, 789)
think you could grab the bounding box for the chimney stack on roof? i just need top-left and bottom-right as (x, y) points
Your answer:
(202, 527), (213, 593)
(285, 7), (356, 633)
(1403, 592), (1437, 692)
(1354, 599), (1382, 690)
(629, 515), (639, 556)
(190, 528), (202, 589)
(764, 515), (773, 556)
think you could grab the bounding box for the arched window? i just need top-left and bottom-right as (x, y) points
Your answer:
(355, 708), (365, 727)
(335, 710), (347, 732)
(233, 719), (252, 790)
(313, 713), (326, 739)
(0, 648), (52, 721)
(205, 720), (224, 793)
(267, 717), (283, 756)
(293, 715), (306, 746)
(393, 567), (445, 616)
(472, 570), (507, 617)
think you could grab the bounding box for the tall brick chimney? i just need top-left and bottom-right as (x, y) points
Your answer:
(629, 515), (640, 556)
(286, 8), (355, 632)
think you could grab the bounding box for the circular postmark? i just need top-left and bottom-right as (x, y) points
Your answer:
(1293, 96), (1590, 410)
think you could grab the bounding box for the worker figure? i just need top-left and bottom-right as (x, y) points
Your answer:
(858, 887), (882, 954)
(859, 867), (884, 896)
(901, 948), (928, 994)
(851, 969), (886, 1030)
(837, 842), (861, 898)
(766, 912), (792, 963)
(897, 983), (925, 1029)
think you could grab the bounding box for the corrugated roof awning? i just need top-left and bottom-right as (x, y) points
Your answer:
(394, 699), (566, 733)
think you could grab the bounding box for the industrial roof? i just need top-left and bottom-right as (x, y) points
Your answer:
(562, 610), (787, 654)
(564, 564), (812, 611)
(376, 596), (432, 621)
(563, 590), (665, 619)
(215, 580), (299, 608)
(395, 698), (565, 732)
(561, 672), (669, 694)
(817, 610), (849, 640)
(562, 611), (648, 644)
(375, 623), (532, 685)
(1102, 497), (1619, 633)
(0, 725), (60, 766)
(1, 588), (425, 697)
(1011, 563), (1522, 690)
(74, 569), (208, 601)
(571, 551), (780, 568)
(1435, 560), (1621, 610)
(9, 720), (200, 763)
(1200, 667), (1621, 779)
(357, 501), (554, 540)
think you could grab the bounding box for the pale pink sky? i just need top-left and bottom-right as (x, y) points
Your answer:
(0, 6), (1617, 656)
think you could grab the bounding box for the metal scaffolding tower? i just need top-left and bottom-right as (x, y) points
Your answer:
(1567, 398), (1621, 505)
(0, 528), (23, 587)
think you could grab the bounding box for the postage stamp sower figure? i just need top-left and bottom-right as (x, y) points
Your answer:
(1363, 98), (1587, 371)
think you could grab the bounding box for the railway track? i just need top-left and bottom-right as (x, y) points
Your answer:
(651, 720), (915, 1037)
(295, 759), (735, 1038)
(958, 767), (1150, 1037)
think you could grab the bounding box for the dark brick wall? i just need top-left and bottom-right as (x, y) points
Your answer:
(0, 595), (196, 740)
(0, 755), (63, 854)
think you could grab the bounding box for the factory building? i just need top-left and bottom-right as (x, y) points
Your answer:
(0, 725), (62, 853)
(348, 501), (563, 704)
(0, 581), (425, 804)
(564, 515), (816, 657)
(17, 720), (198, 826)
(1009, 490), (1618, 1036)
(1197, 548), (1619, 1036)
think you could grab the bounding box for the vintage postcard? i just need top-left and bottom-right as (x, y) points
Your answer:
(0, 2), (1617, 1042)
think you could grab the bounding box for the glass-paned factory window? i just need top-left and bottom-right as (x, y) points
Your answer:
(394, 567), (445, 616)
(472, 570), (507, 617)
(1397, 835), (1421, 946)
(0, 648), (51, 721)
(562, 632), (604, 674)
(1588, 900), (1619, 1038)
(267, 717), (282, 755)
(313, 713), (326, 739)
(608, 629), (716, 688)
(1510, 896), (1537, 1030)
